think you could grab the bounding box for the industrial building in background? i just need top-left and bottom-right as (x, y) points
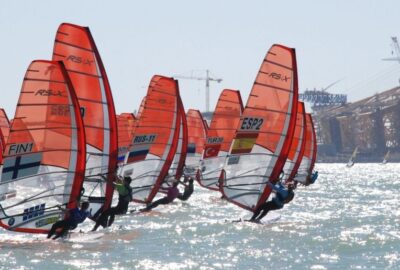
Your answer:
(311, 37), (400, 162)
(313, 87), (400, 162)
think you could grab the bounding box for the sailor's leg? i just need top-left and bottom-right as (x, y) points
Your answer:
(250, 202), (268, 221)
(257, 201), (281, 221)
(92, 209), (111, 231)
(51, 220), (71, 239)
(142, 197), (170, 211)
(177, 193), (184, 201)
(107, 207), (119, 227)
(47, 220), (65, 238)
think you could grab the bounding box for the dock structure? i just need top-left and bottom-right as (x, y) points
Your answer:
(314, 86), (400, 162)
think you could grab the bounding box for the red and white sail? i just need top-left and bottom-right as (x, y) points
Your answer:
(120, 75), (180, 203)
(282, 102), (306, 184)
(0, 60), (85, 233)
(168, 96), (188, 180)
(117, 113), (137, 164)
(220, 44), (298, 211)
(0, 109), (10, 148)
(197, 89), (243, 190)
(185, 109), (207, 176)
(52, 23), (118, 216)
(0, 109), (10, 163)
(294, 114), (316, 185)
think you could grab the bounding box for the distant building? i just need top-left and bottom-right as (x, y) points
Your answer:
(315, 86), (400, 162)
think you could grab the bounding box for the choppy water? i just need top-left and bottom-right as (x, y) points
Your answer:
(0, 163), (400, 270)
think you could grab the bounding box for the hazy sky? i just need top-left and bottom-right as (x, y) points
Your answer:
(1, 1), (400, 117)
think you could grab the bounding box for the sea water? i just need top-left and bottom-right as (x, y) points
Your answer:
(0, 163), (399, 269)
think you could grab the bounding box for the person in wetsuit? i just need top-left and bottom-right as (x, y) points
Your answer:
(177, 175), (194, 201)
(249, 182), (295, 222)
(92, 176), (132, 231)
(140, 180), (179, 212)
(47, 201), (90, 240)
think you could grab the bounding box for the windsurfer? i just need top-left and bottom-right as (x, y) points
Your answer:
(140, 180), (179, 211)
(249, 182), (294, 222)
(47, 201), (90, 240)
(92, 176), (132, 231)
(177, 175), (194, 201)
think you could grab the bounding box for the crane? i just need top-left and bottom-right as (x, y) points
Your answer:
(382, 37), (400, 63)
(174, 70), (222, 112)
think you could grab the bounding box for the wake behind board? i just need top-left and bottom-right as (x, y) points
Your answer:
(128, 209), (162, 217)
(62, 232), (104, 243)
(227, 212), (281, 225)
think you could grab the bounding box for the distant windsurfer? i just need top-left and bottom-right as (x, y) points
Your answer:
(92, 176), (132, 231)
(140, 180), (179, 212)
(47, 201), (90, 240)
(177, 175), (194, 201)
(249, 182), (294, 222)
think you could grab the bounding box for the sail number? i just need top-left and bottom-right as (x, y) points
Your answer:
(133, 134), (157, 144)
(206, 137), (224, 144)
(8, 142), (34, 155)
(23, 203), (45, 221)
(240, 117), (264, 131)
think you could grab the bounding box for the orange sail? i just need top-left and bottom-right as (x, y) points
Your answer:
(0, 129), (3, 164)
(117, 113), (137, 164)
(52, 23), (118, 216)
(282, 102), (306, 183)
(203, 120), (209, 133)
(120, 75), (180, 203)
(0, 60), (85, 233)
(198, 89), (243, 190)
(185, 109), (207, 176)
(294, 114), (316, 184)
(0, 109), (10, 149)
(220, 44), (299, 212)
(168, 95), (188, 180)
(310, 114), (317, 175)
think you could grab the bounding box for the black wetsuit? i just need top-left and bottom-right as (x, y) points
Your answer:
(250, 183), (294, 221)
(141, 186), (179, 211)
(47, 208), (89, 239)
(92, 184), (132, 231)
(177, 180), (194, 201)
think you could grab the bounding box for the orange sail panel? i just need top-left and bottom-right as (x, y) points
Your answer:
(220, 44), (299, 212)
(0, 60), (85, 233)
(0, 109), (10, 148)
(294, 113), (315, 184)
(185, 109), (207, 176)
(0, 109), (10, 163)
(117, 113), (136, 163)
(168, 95), (187, 180)
(282, 102), (306, 183)
(203, 120), (209, 133)
(0, 129), (4, 164)
(120, 75), (180, 203)
(52, 23), (118, 215)
(198, 89), (243, 191)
